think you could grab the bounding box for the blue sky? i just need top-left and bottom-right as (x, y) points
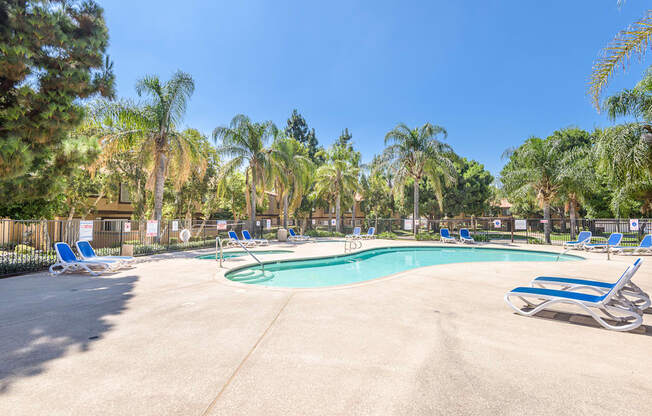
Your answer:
(101, 0), (649, 176)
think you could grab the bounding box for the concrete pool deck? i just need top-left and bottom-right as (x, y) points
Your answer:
(1, 239), (651, 415)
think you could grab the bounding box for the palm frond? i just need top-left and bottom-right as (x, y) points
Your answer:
(589, 10), (652, 110)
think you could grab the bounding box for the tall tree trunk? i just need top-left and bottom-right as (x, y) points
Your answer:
(569, 198), (577, 241)
(352, 200), (356, 230)
(283, 193), (288, 228)
(413, 178), (419, 235)
(250, 168), (257, 231)
(335, 193), (341, 233)
(328, 203), (333, 232)
(543, 202), (551, 244)
(67, 206), (76, 221)
(153, 152), (166, 223)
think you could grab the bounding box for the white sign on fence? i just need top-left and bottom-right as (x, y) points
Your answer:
(493, 219), (502, 228)
(312, 219), (316, 225)
(256, 220), (260, 226)
(216, 220), (227, 230)
(171, 220), (179, 232)
(630, 219), (639, 231)
(123, 222), (131, 233)
(79, 220), (93, 241)
(515, 219), (526, 230)
(404, 219), (413, 230)
(146, 220), (158, 237)
(266, 219), (271, 229)
(331, 219), (336, 226)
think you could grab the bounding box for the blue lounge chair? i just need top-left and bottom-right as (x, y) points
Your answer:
(584, 232), (623, 252)
(613, 234), (652, 256)
(346, 227), (361, 239)
(76, 241), (134, 268)
(361, 227), (375, 240)
(530, 260), (649, 309)
(242, 230), (268, 246)
(459, 228), (475, 244)
(504, 259), (643, 331)
(563, 231), (591, 249)
(228, 230), (256, 247)
(288, 228), (310, 242)
(49, 242), (115, 276)
(439, 228), (456, 244)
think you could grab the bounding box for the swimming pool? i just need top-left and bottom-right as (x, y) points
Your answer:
(225, 246), (583, 288)
(197, 250), (293, 260)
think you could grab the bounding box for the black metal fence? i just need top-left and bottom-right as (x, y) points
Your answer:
(340, 217), (651, 246)
(2, 217), (650, 277)
(0, 219), (248, 277)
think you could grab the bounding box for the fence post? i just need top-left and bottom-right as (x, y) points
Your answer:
(119, 220), (124, 256)
(167, 220), (171, 250)
(511, 218), (514, 243)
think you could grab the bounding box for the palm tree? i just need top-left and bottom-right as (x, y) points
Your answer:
(556, 146), (595, 240)
(502, 138), (563, 243)
(270, 137), (313, 228)
(313, 146), (359, 233)
(598, 68), (652, 215)
(589, 7), (652, 109)
(383, 122), (454, 234)
(93, 71), (198, 226)
(213, 115), (278, 229)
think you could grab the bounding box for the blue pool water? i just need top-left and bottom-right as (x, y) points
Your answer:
(225, 246), (583, 288)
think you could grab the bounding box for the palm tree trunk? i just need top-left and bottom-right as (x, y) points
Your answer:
(328, 203), (333, 232)
(413, 179), (419, 235)
(543, 202), (551, 244)
(250, 168), (257, 230)
(153, 152), (166, 222)
(569, 198), (577, 241)
(335, 193), (341, 233)
(352, 201), (356, 229)
(283, 194), (288, 228)
(153, 151), (167, 242)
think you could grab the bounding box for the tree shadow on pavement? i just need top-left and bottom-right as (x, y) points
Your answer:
(0, 273), (137, 394)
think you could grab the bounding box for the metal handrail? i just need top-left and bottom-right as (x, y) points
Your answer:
(232, 239), (265, 272)
(215, 237), (224, 267)
(555, 247), (573, 262)
(344, 239), (362, 253)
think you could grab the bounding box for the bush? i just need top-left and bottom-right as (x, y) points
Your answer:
(415, 233), (438, 241)
(305, 229), (345, 237)
(377, 231), (398, 240)
(263, 232), (277, 240)
(14, 244), (35, 255)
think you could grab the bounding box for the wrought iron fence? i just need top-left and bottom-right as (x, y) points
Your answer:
(0, 219), (248, 277)
(2, 217), (650, 277)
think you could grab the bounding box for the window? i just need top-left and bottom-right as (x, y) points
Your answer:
(119, 183), (132, 204)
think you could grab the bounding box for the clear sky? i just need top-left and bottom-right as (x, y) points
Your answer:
(100, 0), (649, 176)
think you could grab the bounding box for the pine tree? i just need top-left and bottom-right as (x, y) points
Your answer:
(0, 0), (114, 217)
(284, 109), (319, 159)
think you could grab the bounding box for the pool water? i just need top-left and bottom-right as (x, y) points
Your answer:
(225, 246), (582, 288)
(197, 250), (293, 259)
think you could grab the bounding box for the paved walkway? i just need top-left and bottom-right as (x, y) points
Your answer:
(1, 240), (651, 415)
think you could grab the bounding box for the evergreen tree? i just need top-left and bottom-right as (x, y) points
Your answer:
(0, 0), (114, 217)
(284, 109), (319, 159)
(336, 128), (353, 150)
(284, 109), (309, 143)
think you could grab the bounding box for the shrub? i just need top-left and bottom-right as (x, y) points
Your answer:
(263, 232), (277, 240)
(415, 233), (438, 241)
(377, 231), (398, 240)
(14, 244), (35, 255)
(305, 229), (345, 237)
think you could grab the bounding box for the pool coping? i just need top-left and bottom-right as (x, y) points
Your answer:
(213, 243), (588, 292)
